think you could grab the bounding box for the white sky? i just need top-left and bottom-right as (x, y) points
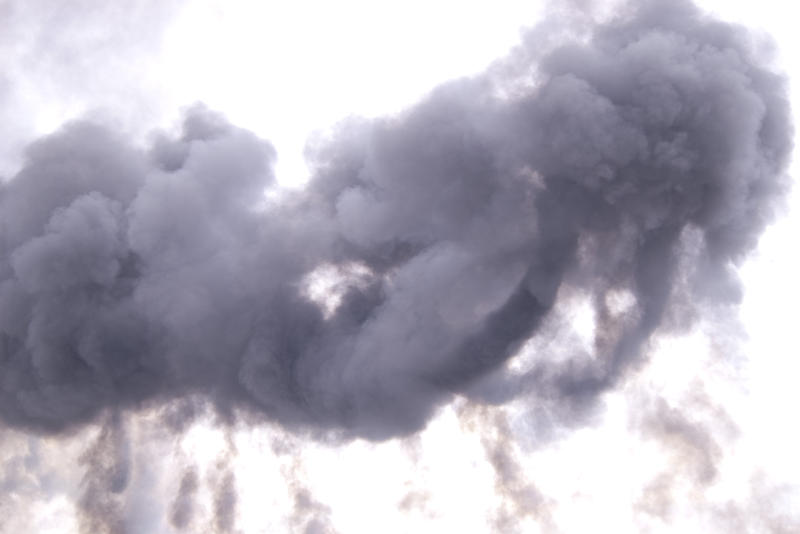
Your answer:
(1, 0), (798, 532)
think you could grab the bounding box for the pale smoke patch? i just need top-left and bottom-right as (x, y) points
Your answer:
(301, 262), (375, 320)
(275, 440), (338, 534)
(457, 403), (557, 533)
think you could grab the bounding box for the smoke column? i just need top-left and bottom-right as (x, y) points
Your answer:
(0, 0), (792, 441)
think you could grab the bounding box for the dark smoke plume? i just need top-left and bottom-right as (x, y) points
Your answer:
(0, 0), (792, 441)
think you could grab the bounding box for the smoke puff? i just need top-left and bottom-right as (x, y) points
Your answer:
(0, 0), (793, 440)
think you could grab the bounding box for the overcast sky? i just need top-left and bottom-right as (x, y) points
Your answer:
(1, 1), (798, 533)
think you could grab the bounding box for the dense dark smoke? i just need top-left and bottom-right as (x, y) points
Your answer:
(0, 0), (792, 441)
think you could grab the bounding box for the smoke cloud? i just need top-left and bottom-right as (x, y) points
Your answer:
(0, 0), (792, 446)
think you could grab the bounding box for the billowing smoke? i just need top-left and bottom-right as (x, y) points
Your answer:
(0, 0), (792, 442)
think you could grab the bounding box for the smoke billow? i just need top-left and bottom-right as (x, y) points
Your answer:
(0, 0), (792, 442)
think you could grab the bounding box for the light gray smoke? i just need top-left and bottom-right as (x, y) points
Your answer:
(0, 0), (793, 441)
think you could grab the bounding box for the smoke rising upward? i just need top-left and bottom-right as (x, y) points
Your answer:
(0, 0), (792, 440)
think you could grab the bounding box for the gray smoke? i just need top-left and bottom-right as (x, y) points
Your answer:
(77, 413), (130, 534)
(0, 0), (793, 442)
(169, 467), (198, 531)
(457, 404), (556, 532)
(0, 0), (184, 175)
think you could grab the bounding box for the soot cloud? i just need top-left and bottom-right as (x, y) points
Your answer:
(0, 0), (792, 441)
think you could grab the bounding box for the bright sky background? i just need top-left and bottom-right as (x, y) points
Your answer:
(1, 1), (798, 532)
